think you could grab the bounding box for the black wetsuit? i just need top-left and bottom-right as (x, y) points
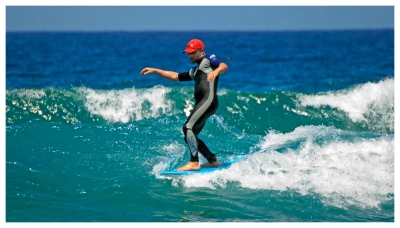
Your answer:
(178, 54), (222, 163)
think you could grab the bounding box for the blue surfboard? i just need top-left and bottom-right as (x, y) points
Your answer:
(160, 156), (247, 177)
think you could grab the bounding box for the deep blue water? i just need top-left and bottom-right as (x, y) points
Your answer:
(6, 30), (394, 222)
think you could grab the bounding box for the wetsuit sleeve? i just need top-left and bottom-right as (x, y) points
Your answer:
(178, 72), (193, 81)
(178, 67), (196, 81)
(209, 54), (223, 68)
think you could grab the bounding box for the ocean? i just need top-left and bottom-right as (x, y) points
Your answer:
(6, 30), (394, 222)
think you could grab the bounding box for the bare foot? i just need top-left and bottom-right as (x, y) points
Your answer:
(177, 162), (200, 171)
(201, 161), (222, 168)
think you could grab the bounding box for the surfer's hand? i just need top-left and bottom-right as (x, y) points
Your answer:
(207, 70), (219, 81)
(140, 67), (156, 75)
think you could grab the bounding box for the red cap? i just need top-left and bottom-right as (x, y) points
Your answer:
(182, 39), (205, 53)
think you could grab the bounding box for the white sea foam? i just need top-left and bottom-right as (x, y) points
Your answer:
(152, 141), (186, 178)
(80, 85), (174, 123)
(7, 88), (46, 99)
(298, 78), (394, 132)
(217, 88), (229, 96)
(183, 98), (194, 117)
(166, 126), (394, 209)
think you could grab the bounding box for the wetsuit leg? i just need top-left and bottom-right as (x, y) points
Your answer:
(192, 123), (218, 163)
(182, 101), (218, 163)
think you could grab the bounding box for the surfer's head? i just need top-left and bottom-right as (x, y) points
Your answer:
(183, 39), (206, 63)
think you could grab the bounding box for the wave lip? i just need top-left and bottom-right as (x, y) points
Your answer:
(79, 86), (174, 123)
(298, 78), (394, 132)
(79, 85), (174, 123)
(6, 85), (177, 125)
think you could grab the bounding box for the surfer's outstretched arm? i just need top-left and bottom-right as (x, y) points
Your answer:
(140, 67), (179, 81)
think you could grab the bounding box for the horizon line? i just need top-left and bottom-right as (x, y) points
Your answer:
(6, 28), (394, 33)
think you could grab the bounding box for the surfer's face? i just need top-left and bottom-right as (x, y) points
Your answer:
(187, 49), (204, 63)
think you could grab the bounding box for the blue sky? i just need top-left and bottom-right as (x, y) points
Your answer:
(6, 6), (394, 31)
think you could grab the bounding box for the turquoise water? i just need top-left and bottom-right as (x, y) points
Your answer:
(6, 31), (394, 222)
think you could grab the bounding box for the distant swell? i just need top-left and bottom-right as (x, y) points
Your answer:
(6, 78), (394, 134)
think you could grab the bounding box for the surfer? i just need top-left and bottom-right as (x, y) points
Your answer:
(140, 39), (228, 171)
